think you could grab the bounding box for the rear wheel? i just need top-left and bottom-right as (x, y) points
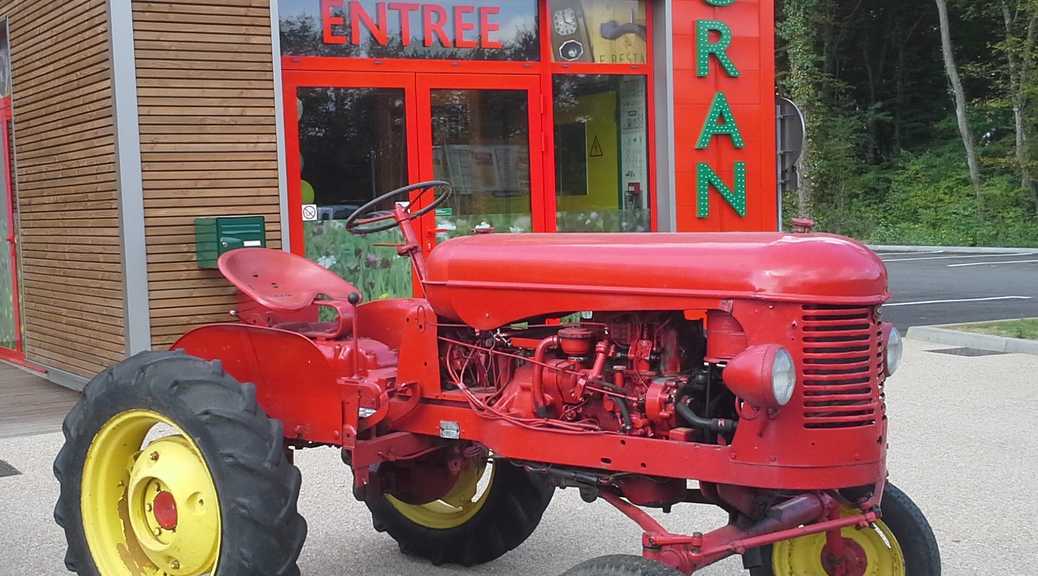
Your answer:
(366, 458), (553, 566)
(54, 351), (307, 576)
(749, 483), (940, 576)
(561, 555), (683, 576)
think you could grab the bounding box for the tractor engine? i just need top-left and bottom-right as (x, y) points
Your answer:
(441, 312), (737, 444)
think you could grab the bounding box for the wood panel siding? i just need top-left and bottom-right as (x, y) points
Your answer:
(132, 0), (282, 348)
(2, 0), (125, 377)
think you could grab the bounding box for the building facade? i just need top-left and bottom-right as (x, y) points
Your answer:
(0, 0), (775, 387)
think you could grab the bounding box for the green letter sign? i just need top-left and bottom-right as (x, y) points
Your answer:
(696, 92), (745, 149)
(696, 20), (739, 78)
(697, 162), (747, 218)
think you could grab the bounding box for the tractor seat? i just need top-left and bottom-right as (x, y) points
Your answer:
(218, 248), (357, 338)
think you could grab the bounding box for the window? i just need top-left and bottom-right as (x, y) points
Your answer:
(553, 75), (649, 232)
(549, 0), (647, 64)
(297, 87), (414, 298)
(431, 88), (533, 235)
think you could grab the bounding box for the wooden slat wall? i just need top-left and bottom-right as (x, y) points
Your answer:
(2, 0), (126, 377)
(132, 0), (282, 348)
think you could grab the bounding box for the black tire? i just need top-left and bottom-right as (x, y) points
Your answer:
(562, 555), (684, 576)
(747, 483), (940, 575)
(54, 351), (307, 576)
(366, 459), (553, 566)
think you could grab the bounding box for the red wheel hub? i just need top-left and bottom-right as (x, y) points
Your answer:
(821, 538), (868, 576)
(153, 490), (178, 530)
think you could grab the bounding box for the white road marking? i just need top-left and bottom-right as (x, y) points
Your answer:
(876, 250), (945, 257)
(947, 259), (1038, 268)
(884, 296), (1033, 307)
(883, 253), (1034, 262)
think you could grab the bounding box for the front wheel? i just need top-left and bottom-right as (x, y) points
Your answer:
(54, 351), (307, 576)
(749, 483), (940, 576)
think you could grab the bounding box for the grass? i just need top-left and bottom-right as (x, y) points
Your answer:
(950, 318), (1038, 340)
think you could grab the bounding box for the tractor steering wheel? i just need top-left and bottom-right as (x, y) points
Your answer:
(344, 180), (453, 236)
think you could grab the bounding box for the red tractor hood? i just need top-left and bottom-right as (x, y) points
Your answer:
(423, 232), (889, 329)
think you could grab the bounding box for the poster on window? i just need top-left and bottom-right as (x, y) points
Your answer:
(619, 77), (647, 210)
(549, 0), (646, 64)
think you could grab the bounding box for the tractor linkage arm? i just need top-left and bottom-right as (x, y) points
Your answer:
(599, 490), (878, 575)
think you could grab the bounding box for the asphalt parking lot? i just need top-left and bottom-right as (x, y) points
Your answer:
(2, 337), (1037, 575)
(879, 249), (1038, 330)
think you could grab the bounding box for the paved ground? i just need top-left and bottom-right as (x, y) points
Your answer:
(879, 250), (1038, 331)
(2, 338), (1036, 575)
(0, 362), (77, 439)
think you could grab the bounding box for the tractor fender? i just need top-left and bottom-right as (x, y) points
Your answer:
(173, 324), (345, 444)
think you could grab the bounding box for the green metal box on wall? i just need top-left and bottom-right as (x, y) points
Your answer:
(195, 216), (267, 269)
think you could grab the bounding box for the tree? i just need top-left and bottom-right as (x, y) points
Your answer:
(999, 1), (1037, 193)
(779, 0), (827, 219)
(935, 0), (983, 208)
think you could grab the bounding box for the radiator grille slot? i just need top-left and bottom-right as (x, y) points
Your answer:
(800, 305), (884, 429)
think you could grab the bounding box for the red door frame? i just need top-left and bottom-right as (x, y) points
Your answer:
(280, 0), (659, 249)
(415, 73), (547, 233)
(282, 71), (421, 254)
(0, 95), (22, 362)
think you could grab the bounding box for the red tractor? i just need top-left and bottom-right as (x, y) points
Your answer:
(54, 181), (939, 576)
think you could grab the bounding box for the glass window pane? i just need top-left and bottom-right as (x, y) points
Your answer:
(431, 89), (532, 236)
(554, 75), (649, 232)
(297, 87), (413, 299)
(549, 0), (647, 64)
(280, 0), (539, 61)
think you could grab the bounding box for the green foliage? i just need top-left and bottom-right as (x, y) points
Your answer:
(817, 125), (1038, 247)
(305, 222), (413, 301)
(778, 0), (1038, 246)
(951, 318), (1038, 340)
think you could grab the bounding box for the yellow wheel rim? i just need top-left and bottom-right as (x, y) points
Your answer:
(772, 512), (905, 576)
(386, 460), (493, 530)
(81, 410), (221, 576)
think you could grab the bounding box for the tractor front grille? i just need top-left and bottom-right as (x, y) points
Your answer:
(799, 305), (885, 429)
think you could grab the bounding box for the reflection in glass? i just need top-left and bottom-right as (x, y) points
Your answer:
(549, 0), (647, 64)
(430, 89), (532, 237)
(279, 0), (539, 61)
(297, 87), (412, 299)
(554, 75), (649, 232)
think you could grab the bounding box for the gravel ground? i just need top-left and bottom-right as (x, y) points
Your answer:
(1, 337), (1035, 575)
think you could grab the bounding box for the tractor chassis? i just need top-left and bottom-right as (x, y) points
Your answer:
(332, 416), (887, 575)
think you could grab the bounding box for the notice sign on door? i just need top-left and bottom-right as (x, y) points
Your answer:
(278, 0), (539, 61)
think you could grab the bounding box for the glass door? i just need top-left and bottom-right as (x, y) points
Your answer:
(284, 71), (544, 299)
(0, 95), (20, 358)
(284, 71), (419, 299)
(416, 74), (545, 242)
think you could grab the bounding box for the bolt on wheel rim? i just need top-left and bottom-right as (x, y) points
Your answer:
(772, 512), (905, 576)
(81, 410), (221, 576)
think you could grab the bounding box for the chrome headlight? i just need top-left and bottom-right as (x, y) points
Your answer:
(723, 345), (798, 408)
(886, 326), (904, 376)
(771, 347), (797, 406)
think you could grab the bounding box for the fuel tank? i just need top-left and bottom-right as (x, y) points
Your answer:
(423, 232), (888, 329)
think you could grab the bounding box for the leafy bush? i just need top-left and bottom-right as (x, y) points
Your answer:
(813, 122), (1038, 248)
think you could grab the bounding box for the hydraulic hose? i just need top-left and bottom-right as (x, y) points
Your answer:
(676, 397), (738, 434)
